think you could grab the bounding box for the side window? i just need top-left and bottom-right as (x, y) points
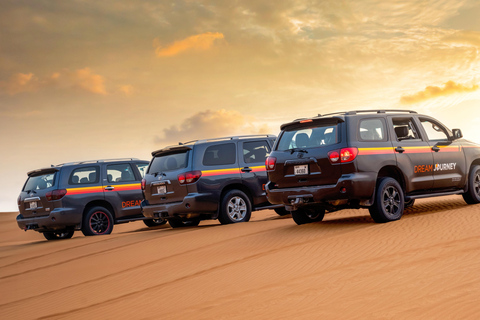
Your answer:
(420, 119), (449, 141)
(203, 143), (236, 166)
(359, 118), (386, 141)
(107, 163), (136, 183)
(243, 140), (271, 163)
(135, 163), (148, 178)
(69, 166), (99, 185)
(392, 118), (421, 141)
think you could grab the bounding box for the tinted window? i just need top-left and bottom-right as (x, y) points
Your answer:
(420, 119), (449, 141)
(392, 118), (421, 141)
(23, 173), (56, 191)
(243, 140), (270, 163)
(203, 143), (236, 166)
(107, 163), (136, 183)
(277, 124), (338, 151)
(135, 163), (148, 178)
(69, 166), (100, 185)
(149, 152), (188, 173)
(359, 119), (386, 141)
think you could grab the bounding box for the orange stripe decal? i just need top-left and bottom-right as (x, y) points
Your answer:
(67, 183), (141, 195)
(202, 167), (241, 177)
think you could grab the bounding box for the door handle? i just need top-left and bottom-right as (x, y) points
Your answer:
(105, 186), (115, 191)
(241, 167), (252, 172)
(395, 146), (405, 153)
(432, 146), (440, 152)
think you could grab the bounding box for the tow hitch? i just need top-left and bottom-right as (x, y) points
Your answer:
(286, 195), (313, 211)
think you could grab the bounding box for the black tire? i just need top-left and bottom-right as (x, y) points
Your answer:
(291, 208), (325, 225)
(81, 206), (114, 236)
(168, 218), (200, 228)
(274, 207), (291, 216)
(218, 190), (252, 224)
(143, 219), (167, 227)
(404, 199), (415, 208)
(369, 177), (404, 223)
(462, 165), (480, 204)
(43, 230), (74, 241)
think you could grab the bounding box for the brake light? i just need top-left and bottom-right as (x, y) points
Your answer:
(141, 178), (146, 190)
(265, 156), (277, 171)
(328, 148), (358, 164)
(46, 189), (67, 201)
(178, 170), (202, 184)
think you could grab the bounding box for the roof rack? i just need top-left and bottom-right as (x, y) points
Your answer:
(316, 109), (417, 117)
(178, 134), (276, 145)
(54, 158), (140, 167)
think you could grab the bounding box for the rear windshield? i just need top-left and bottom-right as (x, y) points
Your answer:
(277, 123), (339, 151)
(23, 173), (56, 191)
(148, 151), (188, 173)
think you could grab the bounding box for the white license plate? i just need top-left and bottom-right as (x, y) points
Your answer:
(157, 185), (166, 194)
(294, 165), (308, 175)
(29, 201), (37, 209)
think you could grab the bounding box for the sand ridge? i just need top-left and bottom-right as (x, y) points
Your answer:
(1, 196), (479, 319)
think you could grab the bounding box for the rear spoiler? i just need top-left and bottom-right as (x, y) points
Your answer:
(280, 116), (345, 131)
(27, 167), (60, 177)
(151, 145), (192, 157)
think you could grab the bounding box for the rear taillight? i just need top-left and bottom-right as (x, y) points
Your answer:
(328, 148), (358, 164)
(46, 189), (67, 201)
(178, 171), (202, 185)
(265, 156), (277, 171)
(17, 195), (21, 206)
(141, 178), (146, 190)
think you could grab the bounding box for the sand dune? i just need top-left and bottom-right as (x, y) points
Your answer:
(1, 195), (480, 319)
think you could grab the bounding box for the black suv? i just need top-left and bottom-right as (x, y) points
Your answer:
(265, 110), (480, 225)
(17, 158), (165, 240)
(141, 135), (284, 228)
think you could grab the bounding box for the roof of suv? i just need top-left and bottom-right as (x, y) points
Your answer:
(151, 134), (276, 156)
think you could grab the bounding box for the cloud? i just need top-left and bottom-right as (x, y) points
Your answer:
(154, 109), (272, 146)
(0, 68), (107, 95)
(444, 30), (480, 46)
(400, 81), (479, 104)
(119, 84), (134, 96)
(154, 32), (224, 57)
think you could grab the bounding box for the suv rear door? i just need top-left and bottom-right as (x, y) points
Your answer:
(144, 147), (192, 206)
(19, 169), (58, 218)
(270, 119), (344, 188)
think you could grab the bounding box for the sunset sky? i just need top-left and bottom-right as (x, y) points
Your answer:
(1, 0), (480, 211)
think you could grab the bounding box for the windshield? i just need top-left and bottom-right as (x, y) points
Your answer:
(277, 124), (339, 151)
(148, 151), (189, 173)
(23, 173), (56, 191)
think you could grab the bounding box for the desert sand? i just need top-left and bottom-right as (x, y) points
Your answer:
(1, 195), (479, 319)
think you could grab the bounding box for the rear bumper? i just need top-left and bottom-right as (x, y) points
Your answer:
(265, 172), (376, 208)
(142, 193), (218, 220)
(16, 208), (82, 232)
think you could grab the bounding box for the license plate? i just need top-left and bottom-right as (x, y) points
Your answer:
(294, 165), (308, 175)
(29, 201), (37, 209)
(157, 185), (166, 194)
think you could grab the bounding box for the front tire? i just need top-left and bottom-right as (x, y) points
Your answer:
(81, 206), (114, 236)
(274, 207), (291, 216)
(143, 219), (167, 227)
(43, 230), (74, 241)
(291, 208), (325, 225)
(218, 190), (252, 224)
(462, 165), (480, 204)
(369, 177), (404, 223)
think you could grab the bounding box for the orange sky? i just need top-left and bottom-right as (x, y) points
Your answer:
(1, 0), (480, 211)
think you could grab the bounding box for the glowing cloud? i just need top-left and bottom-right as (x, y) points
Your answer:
(0, 73), (38, 95)
(119, 84), (134, 96)
(154, 32), (224, 57)
(67, 68), (107, 95)
(400, 81), (479, 104)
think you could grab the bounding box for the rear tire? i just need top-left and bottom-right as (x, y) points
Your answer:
(404, 199), (415, 208)
(369, 177), (404, 223)
(168, 218), (200, 228)
(81, 206), (114, 236)
(291, 208), (325, 225)
(143, 219), (167, 227)
(462, 165), (480, 204)
(218, 190), (252, 224)
(43, 230), (74, 241)
(274, 207), (291, 216)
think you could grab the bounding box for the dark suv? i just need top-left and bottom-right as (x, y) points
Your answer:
(141, 135), (284, 228)
(17, 158), (165, 240)
(265, 110), (480, 225)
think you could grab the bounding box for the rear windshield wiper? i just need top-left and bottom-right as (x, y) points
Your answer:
(152, 172), (166, 177)
(288, 148), (309, 154)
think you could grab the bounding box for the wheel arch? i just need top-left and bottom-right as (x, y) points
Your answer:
(82, 200), (116, 224)
(376, 166), (406, 194)
(214, 183), (253, 218)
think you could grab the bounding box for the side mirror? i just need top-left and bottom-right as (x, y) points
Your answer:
(452, 129), (463, 140)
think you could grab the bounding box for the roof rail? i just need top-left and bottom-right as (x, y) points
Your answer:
(55, 158), (140, 167)
(316, 109), (417, 117)
(188, 134), (276, 145)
